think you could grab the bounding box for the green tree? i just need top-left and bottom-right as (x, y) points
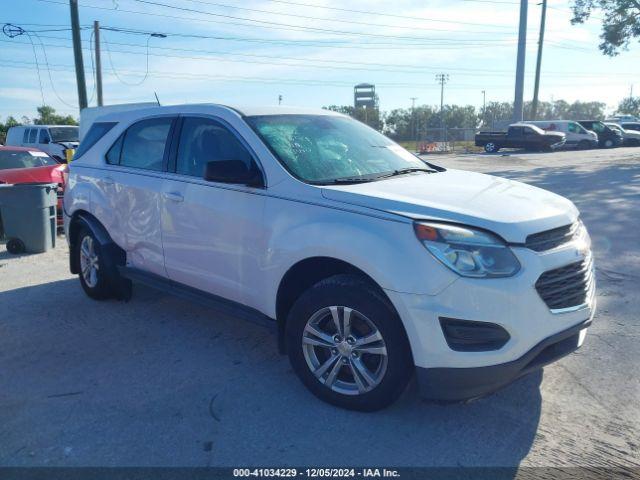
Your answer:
(33, 105), (78, 125)
(570, 0), (640, 55)
(0, 116), (21, 144)
(617, 96), (640, 116)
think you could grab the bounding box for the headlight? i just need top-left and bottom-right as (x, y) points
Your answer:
(414, 222), (521, 278)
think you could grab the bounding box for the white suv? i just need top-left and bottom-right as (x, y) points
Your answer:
(64, 104), (596, 411)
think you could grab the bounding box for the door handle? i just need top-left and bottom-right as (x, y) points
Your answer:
(163, 192), (184, 203)
(102, 176), (115, 185)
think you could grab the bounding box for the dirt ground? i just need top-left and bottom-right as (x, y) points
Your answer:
(1, 146), (639, 469)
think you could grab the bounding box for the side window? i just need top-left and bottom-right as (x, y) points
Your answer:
(22, 129), (29, 143)
(28, 129), (37, 143)
(75, 122), (117, 160)
(176, 117), (254, 177)
(524, 127), (534, 135)
(120, 117), (173, 171)
(39, 129), (50, 144)
(567, 123), (577, 133)
(106, 134), (124, 165)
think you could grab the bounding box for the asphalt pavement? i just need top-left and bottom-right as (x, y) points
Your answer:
(0, 146), (639, 469)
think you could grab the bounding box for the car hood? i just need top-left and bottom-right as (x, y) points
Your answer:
(543, 131), (565, 140)
(321, 169), (578, 243)
(0, 164), (65, 185)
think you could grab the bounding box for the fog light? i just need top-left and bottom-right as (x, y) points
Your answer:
(439, 317), (510, 352)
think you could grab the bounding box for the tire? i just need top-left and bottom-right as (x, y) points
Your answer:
(76, 227), (112, 300)
(286, 274), (413, 411)
(6, 238), (25, 254)
(484, 142), (499, 153)
(603, 139), (614, 148)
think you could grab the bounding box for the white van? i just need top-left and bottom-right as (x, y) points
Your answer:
(5, 125), (79, 162)
(525, 120), (598, 149)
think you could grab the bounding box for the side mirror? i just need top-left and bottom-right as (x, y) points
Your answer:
(204, 160), (263, 187)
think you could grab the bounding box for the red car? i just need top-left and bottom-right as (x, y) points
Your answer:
(0, 146), (67, 226)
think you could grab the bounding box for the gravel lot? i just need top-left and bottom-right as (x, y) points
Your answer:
(1, 147), (639, 468)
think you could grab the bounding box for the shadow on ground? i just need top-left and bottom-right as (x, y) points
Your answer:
(0, 277), (542, 468)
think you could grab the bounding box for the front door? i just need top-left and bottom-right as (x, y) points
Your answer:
(161, 116), (267, 308)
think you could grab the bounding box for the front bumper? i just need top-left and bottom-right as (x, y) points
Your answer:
(416, 319), (590, 401)
(385, 239), (595, 401)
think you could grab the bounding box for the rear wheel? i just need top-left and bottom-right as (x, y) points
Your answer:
(286, 274), (413, 411)
(484, 142), (499, 153)
(77, 228), (111, 300)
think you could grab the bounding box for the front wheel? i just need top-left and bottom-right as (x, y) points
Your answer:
(286, 274), (413, 411)
(603, 139), (614, 148)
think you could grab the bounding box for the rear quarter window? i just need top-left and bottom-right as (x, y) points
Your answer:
(74, 122), (117, 160)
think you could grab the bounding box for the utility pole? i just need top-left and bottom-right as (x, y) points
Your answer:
(94, 20), (103, 106)
(278, 94), (283, 105)
(410, 97), (418, 147)
(482, 90), (486, 126)
(531, 0), (547, 121)
(69, 0), (88, 110)
(436, 74), (449, 142)
(513, 0), (528, 122)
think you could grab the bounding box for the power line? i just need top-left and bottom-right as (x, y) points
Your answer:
(129, 0), (514, 38)
(1, 35), (632, 79)
(4, 36), (610, 79)
(34, 0), (516, 39)
(181, 0), (516, 30)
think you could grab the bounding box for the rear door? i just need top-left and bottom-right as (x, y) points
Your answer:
(98, 116), (176, 278)
(160, 115), (267, 308)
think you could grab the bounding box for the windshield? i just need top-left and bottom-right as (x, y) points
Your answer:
(606, 124), (624, 133)
(247, 114), (430, 183)
(0, 150), (59, 170)
(524, 124), (545, 134)
(49, 126), (79, 143)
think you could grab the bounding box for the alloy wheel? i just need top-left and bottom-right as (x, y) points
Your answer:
(302, 306), (388, 396)
(80, 235), (100, 288)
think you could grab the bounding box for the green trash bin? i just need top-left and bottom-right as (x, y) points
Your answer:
(0, 183), (57, 254)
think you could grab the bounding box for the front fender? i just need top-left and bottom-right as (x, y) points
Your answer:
(259, 198), (458, 317)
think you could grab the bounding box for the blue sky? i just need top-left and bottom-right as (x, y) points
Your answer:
(1, 0), (638, 120)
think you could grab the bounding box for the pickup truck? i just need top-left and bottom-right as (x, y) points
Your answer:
(475, 123), (566, 153)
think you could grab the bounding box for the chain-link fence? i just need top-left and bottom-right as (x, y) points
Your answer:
(401, 128), (479, 154)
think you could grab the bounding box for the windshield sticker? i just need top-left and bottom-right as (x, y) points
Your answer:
(29, 151), (49, 157)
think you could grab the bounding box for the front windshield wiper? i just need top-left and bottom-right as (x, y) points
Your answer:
(375, 167), (437, 179)
(330, 176), (377, 184)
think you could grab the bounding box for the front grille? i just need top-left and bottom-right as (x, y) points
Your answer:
(526, 223), (578, 252)
(535, 256), (594, 311)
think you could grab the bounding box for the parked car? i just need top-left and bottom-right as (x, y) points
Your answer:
(604, 123), (640, 146)
(475, 123), (566, 153)
(577, 120), (622, 148)
(605, 115), (638, 123)
(5, 125), (79, 163)
(525, 120), (598, 150)
(0, 146), (66, 225)
(64, 105), (595, 411)
(620, 122), (640, 132)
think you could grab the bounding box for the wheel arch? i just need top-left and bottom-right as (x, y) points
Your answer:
(68, 210), (126, 275)
(275, 256), (399, 354)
